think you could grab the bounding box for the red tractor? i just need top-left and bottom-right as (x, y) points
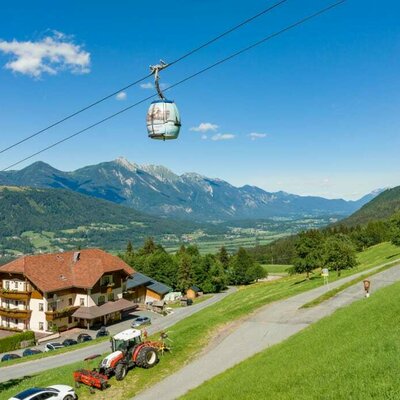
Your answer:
(74, 329), (167, 390)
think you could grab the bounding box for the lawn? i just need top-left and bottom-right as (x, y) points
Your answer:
(182, 278), (400, 399)
(1, 242), (399, 400)
(262, 264), (292, 275)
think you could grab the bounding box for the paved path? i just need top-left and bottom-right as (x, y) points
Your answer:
(0, 288), (235, 383)
(133, 264), (400, 400)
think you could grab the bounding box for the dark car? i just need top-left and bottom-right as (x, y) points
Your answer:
(77, 333), (93, 343)
(96, 326), (109, 338)
(62, 338), (78, 346)
(1, 353), (21, 362)
(22, 348), (42, 357)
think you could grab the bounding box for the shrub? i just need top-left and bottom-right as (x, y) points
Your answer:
(0, 330), (35, 353)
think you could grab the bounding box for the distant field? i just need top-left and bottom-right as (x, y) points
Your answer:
(164, 234), (287, 255)
(262, 264), (292, 275)
(182, 277), (400, 400)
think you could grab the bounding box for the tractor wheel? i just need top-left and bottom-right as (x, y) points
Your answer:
(115, 363), (127, 381)
(136, 347), (159, 369)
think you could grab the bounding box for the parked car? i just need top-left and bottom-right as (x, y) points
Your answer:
(96, 326), (109, 338)
(22, 348), (42, 357)
(77, 333), (93, 343)
(62, 339), (78, 347)
(1, 353), (21, 362)
(44, 342), (64, 352)
(131, 316), (151, 327)
(9, 385), (77, 400)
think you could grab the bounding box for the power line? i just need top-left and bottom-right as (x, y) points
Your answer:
(2, 0), (346, 172)
(0, 0), (288, 156)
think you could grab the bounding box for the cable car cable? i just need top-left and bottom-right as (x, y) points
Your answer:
(0, 0), (288, 156)
(2, 0), (346, 171)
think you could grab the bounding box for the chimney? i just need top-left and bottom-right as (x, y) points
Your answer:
(73, 251), (81, 263)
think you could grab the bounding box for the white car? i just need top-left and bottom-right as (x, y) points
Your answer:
(9, 385), (77, 400)
(44, 342), (64, 352)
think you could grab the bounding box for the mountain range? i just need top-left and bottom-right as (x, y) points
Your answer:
(340, 186), (400, 226)
(0, 157), (382, 221)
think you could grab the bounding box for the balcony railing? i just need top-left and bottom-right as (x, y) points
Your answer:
(0, 288), (32, 301)
(0, 306), (31, 319)
(45, 306), (79, 321)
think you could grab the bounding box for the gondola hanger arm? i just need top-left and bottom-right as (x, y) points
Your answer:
(150, 60), (169, 100)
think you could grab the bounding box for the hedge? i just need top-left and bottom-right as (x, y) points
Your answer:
(0, 330), (35, 353)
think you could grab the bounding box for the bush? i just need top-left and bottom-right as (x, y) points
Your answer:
(0, 330), (35, 353)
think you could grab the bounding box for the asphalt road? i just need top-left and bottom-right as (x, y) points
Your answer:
(133, 264), (400, 400)
(0, 288), (235, 383)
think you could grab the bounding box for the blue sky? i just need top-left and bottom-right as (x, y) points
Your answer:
(0, 0), (398, 200)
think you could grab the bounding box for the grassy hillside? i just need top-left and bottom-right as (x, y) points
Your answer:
(1, 242), (398, 400)
(0, 186), (199, 253)
(341, 186), (400, 226)
(182, 277), (400, 400)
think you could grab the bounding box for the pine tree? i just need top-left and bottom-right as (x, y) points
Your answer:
(126, 240), (134, 255)
(177, 254), (193, 292)
(218, 246), (230, 269)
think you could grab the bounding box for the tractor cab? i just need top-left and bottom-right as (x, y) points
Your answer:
(111, 329), (142, 352)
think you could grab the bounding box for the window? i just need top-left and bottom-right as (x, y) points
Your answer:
(98, 296), (105, 306)
(80, 298), (85, 306)
(39, 322), (44, 331)
(101, 275), (113, 286)
(68, 298), (73, 306)
(108, 293), (114, 302)
(14, 281), (18, 289)
(5, 281), (9, 290)
(39, 303), (44, 311)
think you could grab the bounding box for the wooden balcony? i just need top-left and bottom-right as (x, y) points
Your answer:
(0, 288), (31, 301)
(45, 306), (79, 321)
(0, 307), (31, 319)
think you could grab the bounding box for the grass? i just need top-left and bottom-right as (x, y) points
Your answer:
(182, 280), (400, 400)
(262, 264), (292, 275)
(1, 242), (398, 400)
(301, 242), (400, 308)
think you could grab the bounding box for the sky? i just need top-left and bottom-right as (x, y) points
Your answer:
(0, 0), (399, 200)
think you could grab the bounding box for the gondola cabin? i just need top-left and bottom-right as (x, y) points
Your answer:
(147, 99), (181, 140)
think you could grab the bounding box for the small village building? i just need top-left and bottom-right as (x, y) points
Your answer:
(0, 249), (135, 332)
(125, 272), (172, 303)
(186, 285), (202, 300)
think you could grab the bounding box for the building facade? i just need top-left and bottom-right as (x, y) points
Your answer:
(0, 249), (135, 333)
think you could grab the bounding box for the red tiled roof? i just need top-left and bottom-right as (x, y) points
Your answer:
(0, 249), (134, 293)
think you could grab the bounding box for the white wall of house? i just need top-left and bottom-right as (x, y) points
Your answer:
(2, 278), (28, 291)
(29, 297), (48, 332)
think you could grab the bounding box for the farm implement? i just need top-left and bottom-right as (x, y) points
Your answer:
(73, 329), (170, 391)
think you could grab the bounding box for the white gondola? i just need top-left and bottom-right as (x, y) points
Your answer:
(147, 99), (181, 140)
(147, 60), (181, 140)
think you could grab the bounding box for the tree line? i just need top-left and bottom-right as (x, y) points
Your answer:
(119, 238), (266, 293)
(248, 214), (400, 278)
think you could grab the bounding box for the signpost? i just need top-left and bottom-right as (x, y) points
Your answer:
(321, 268), (329, 285)
(363, 279), (371, 297)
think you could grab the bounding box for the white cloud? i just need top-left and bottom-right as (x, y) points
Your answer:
(0, 31), (90, 78)
(211, 133), (235, 141)
(190, 122), (219, 133)
(140, 82), (168, 90)
(140, 82), (154, 89)
(248, 132), (267, 141)
(116, 91), (127, 101)
(201, 135), (208, 140)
